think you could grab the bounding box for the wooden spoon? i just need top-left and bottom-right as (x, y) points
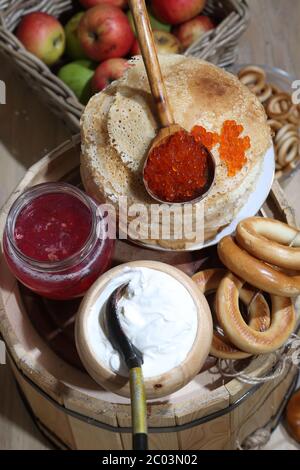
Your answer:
(128, 0), (215, 204)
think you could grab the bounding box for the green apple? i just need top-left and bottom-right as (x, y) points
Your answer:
(127, 10), (171, 33)
(65, 12), (87, 60)
(58, 60), (95, 104)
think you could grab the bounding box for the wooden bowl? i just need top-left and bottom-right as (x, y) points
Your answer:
(75, 260), (213, 399)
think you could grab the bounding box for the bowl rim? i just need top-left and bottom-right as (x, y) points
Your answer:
(75, 260), (213, 399)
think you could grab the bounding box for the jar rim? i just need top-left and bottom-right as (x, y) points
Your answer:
(5, 182), (103, 272)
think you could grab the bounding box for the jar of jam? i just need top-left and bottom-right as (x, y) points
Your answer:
(3, 183), (115, 300)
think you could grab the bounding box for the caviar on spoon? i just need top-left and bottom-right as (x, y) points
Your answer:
(129, 0), (215, 204)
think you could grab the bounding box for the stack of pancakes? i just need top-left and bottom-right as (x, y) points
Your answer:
(81, 55), (272, 250)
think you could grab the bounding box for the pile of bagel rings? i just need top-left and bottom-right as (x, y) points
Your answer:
(193, 217), (297, 359)
(237, 66), (300, 180)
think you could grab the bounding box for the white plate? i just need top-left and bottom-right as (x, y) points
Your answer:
(129, 146), (275, 252)
(200, 145), (275, 249)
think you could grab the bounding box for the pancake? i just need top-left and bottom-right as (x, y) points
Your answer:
(81, 55), (272, 250)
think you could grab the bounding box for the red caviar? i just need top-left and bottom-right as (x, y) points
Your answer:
(219, 120), (251, 177)
(144, 130), (209, 203)
(192, 126), (219, 150)
(191, 120), (251, 177)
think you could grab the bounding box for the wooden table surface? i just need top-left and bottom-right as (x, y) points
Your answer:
(0, 0), (299, 450)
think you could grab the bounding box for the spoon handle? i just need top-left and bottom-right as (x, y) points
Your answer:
(128, 0), (174, 127)
(130, 367), (148, 450)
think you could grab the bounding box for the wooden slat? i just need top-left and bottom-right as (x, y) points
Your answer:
(0, 362), (50, 450)
(224, 354), (278, 404)
(228, 365), (298, 448)
(63, 389), (119, 428)
(9, 358), (76, 449)
(175, 384), (230, 450)
(117, 401), (179, 450)
(67, 416), (123, 450)
(64, 389), (127, 450)
(178, 415), (231, 450)
(271, 366), (298, 426)
(0, 256), (17, 308)
(269, 181), (297, 226)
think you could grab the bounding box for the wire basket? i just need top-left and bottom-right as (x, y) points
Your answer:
(0, 0), (249, 132)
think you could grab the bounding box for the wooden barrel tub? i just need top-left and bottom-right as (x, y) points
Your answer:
(0, 136), (298, 450)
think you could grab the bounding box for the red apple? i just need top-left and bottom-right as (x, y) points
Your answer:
(131, 31), (181, 55)
(16, 12), (65, 66)
(80, 0), (127, 8)
(150, 0), (206, 25)
(92, 58), (129, 92)
(130, 38), (140, 56)
(79, 5), (134, 61)
(173, 15), (214, 49)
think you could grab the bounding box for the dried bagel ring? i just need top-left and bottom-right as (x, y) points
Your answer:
(285, 159), (299, 172)
(267, 119), (283, 132)
(267, 119), (283, 139)
(270, 84), (283, 95)
(218, 235), (300, 297)
(277, 160), (299, 179)
(277, 136), (299, 166)
(267, 93), (293, 120)
(275, 123), (298, 145)
(192, 269), (270, 359)
(288, 104), (300, 125)
(238, 66), (266, 94)
(236, 217), (300, 270)
(215, 272), (295, 355)
(257, 84), (272, 103)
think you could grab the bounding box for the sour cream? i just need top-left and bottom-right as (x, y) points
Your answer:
(86, 267), (198, 378)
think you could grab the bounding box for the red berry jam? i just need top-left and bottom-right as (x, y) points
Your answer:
(3, 183), (115, 300)
(14, 192), (92, 262)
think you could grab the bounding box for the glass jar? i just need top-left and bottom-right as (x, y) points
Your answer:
(3, 182), (115, 300)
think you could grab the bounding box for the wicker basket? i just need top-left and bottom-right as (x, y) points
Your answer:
(0, 0), (249, 133)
